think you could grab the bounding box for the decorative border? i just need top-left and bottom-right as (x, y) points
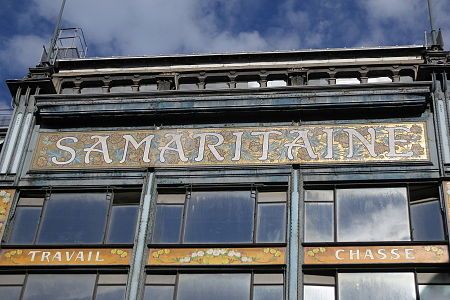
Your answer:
(148, 247), (286, 266)
(304, 245), (449, 265)
(0, 248), (131, 266)
(0, 189), (15, 243)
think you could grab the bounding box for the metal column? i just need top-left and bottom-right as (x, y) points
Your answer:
(127, 171), (155, 300)
(288, 168), (301, 300)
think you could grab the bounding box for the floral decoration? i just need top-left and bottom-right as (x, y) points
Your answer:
(424, 246), (445, 257)
(305, 247), (327, 263)
(0, 190), (14, 241)
(110, 249), (129, 258)
(149, 247), (285, 265)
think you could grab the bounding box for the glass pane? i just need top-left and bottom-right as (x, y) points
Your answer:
(336, 188), (410, 242)
(338, 273), (415, 300)
(253, 274), (284, 284)
(253, 285), (283, 300)
(0, 286), (22, 300)
(96, 286), (126, 300)
(258, 192), (286, 203)
(8, 207), (41, 244)
(37, 193), (109, 244)
(304, 203), (334, 242)
(418, 273), (450, 284)
(305, 190), (333, 202)
(152, 205), (183, 243)
(22, 274), (96, 300)
(304, 286), (334, 300)
(419, 285), (450, 300)
(106, 206), (138, 244)
(184, 191), (254, 243)
(144, 286), (174, 300)
(411, 201), (445, 241)
(256, 203), (286, 243)
(177, 273), (250, 300)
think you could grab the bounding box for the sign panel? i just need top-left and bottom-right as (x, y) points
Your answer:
(148, 247), (286, 266)
(304, 245), (449, 265)
(0, 248), (131, 266)
(32, 122), (428, 170)
(0, 189), (15, 243)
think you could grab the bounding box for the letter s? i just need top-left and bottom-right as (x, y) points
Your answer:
(51, 137), (78, 165)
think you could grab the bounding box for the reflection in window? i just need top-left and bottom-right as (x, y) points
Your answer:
(8, 190), (140, 245)
(305, 185), (444, 243)
(338, 273), (416, 300)
(418, 273), (450, 300)
(184, 191), (254, 243)
(337, 188), (410, 242)
(145, 273), (284, 300)
(304, 274), (335, 300)
(152, 190), (287, 244)
(1, 273), (127, 300)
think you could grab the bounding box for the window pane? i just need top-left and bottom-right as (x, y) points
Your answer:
(256, 203), (286, 243)
(95, 286), (126, 300)
(337, 188), (410, 242)
(177, 273), (250, 300)
(152, 205), (183, 243)
(0, 286), (22, 300)
(106, 206), (138, 244)
(419, 285), (450, 300)
(304, 203), (334, 242)
(8, 207), (41, 244)
(144, 286), (174, 300)
(338, 273), (415, 300)
(37, 193), (109, 244)
(304, 286), (334, 300)
(253, 285), (283, 300)
(305, 190), (333, 202)
(184, 191), (254, 243)
(411, 201), (445, 241)
(22, 274), (96, 300)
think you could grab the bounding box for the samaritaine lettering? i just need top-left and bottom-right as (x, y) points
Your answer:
(32, 123), (428, 169)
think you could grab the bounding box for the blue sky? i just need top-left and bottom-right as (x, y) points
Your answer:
(1, 0), (449, 109)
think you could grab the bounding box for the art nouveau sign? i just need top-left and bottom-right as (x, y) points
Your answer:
(148, 247), (286, 266)
(32, 122), (428, 170)
(304, 245), (449, 265)
(0, 248), (131, 266)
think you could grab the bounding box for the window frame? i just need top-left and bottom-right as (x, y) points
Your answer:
(303, 183), (447, 244)
(0, 271), (128, 300)
(6, 189), (141, 246)
(150, 186), (288, 246)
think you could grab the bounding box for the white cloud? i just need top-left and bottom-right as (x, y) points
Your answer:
(0, 34), (47, 74)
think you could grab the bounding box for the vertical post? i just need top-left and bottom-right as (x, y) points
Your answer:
(289, 168), (301, 300)
(127, 171), (155, 300)
(427, 0), (437, 44)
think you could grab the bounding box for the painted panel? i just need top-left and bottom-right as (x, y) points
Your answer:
(31, 122), (428, 170)
(0, 189), (15, 243)
(148, 247), (286, 266)
(304, 245), (449, 265)
(0, 248), (131, 266)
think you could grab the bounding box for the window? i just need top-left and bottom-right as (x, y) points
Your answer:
(152, 189), (287, 244)
(418, 273), (450, 300)
(304, 185), (445, 243)
(304, 272), (450, 300)
(303, 274), (335, 300)
(144, 272), (284, 300)
(7, 190), (140, 245)
(0, 273), (127, 300)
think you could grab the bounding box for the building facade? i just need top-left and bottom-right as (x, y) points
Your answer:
(0, 45), (449, 299)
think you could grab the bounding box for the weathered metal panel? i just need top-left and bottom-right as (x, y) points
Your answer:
(31, 122), (428, 171)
